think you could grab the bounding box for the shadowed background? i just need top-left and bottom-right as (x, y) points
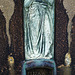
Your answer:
(0, 0), (75, 75)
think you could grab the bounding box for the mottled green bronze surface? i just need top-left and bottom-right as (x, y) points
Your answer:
(24, 0), (55, 60)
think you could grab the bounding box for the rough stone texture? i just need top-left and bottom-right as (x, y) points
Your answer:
(0, 0), (15, 47)
(0, 0), (75, 74)
(0, 0), (24, 74)
(55, 0), (68, 66)
(0, 10), (8, 67)
(55, 0), (75, 67)
(10, 0), (24, 62)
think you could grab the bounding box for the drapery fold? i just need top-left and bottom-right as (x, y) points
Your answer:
(24, 0), (54, 60)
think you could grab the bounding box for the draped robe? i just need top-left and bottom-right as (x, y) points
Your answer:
(24, 0), (54, 60)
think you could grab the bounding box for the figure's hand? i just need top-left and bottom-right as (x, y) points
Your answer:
(24, 0), (34, 7)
